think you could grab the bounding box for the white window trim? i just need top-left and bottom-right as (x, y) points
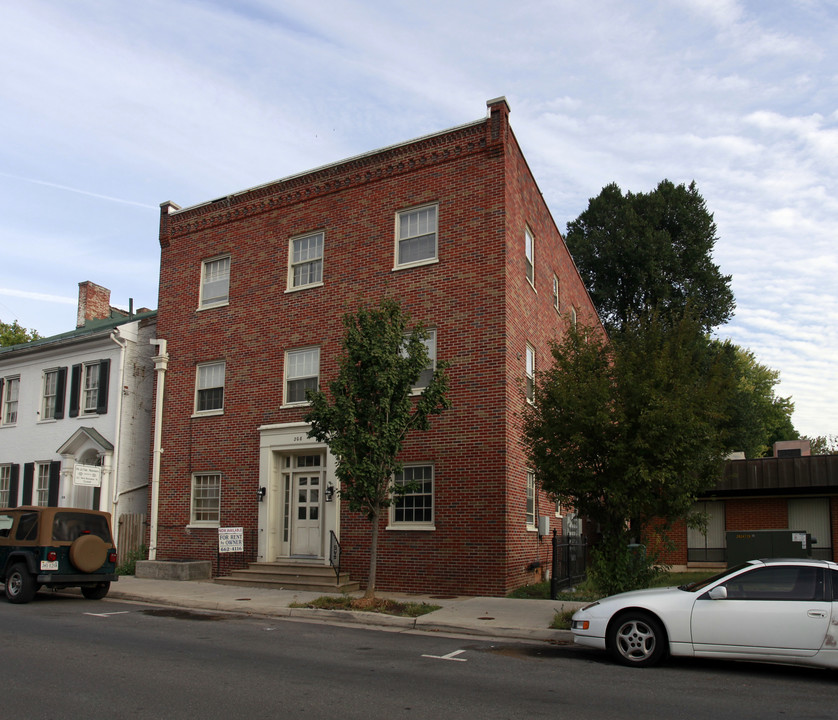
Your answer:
(40, 369), (59, 422)
(82, 362), (100, 415)
(552, 274), (560, 312)
(525, 226), (535, 289)
(406, 329), (437, 395)
(387, 464), (435, 531)
(526, 470), (537, 530)
(393, 203), (439, 271)
(0, 464), (10, 507)
(282, 346), (320, 408)
(193, 361), (225, 417)
(2, 376), (20, 426)
(198, 254), (231, 310)
(189, 472), (221, 527)
(525, 343), (535, 405)
(35, 462), (50, 507)
(286, 231), (325, 293)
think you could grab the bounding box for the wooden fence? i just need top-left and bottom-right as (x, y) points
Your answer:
(117, 513), (147, 567)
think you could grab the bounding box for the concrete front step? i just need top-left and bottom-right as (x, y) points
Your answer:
(215, 561), (360, 593)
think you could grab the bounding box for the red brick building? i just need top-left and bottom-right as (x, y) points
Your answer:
(150, 98), (601, 595)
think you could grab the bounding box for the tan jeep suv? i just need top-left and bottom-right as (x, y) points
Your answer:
(0, 506), (118, 604)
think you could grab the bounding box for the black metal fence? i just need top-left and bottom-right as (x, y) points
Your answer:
(550, 530), (588, 598)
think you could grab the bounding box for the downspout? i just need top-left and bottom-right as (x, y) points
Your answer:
(109, 329), (128, 537)
(149, 339), (169, 561)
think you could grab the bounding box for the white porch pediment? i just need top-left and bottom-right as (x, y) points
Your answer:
(57, 427), (114, 457)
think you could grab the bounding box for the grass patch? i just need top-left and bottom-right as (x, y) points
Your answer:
(290, 595), (441, 617)
(551, 608), (576, 630)
(508, 570), (716, 602)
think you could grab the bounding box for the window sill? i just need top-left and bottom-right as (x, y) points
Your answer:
(197, 301), (230, 312)
(285, 281), (324, 294)
(191, 410), (224, 418)
(392, 257), (439, 272)
(280, 402), (312, 409)
(386, 524), (435, 531)
(187, 523), (220, 530)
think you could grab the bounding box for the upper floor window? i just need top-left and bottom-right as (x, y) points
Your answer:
(1, 377), (19, 425)
(525, 344), (535, 404)
(396, 205), (437, 268)
(403, 330), (437, 392)
(289, 232), (324, 290)
(285, 348), (320, 405)
(391, 465), (434, 528)
(200, 255), (231, 308)
(42, 370), (58, 420)
(525, 227), (535, 286)
(552, 275), (560, 311)
(191, 473), (221, 526)
(570, 306), (577, 330)
(195, 361), (225, 414)
(69, 361), (109, 417)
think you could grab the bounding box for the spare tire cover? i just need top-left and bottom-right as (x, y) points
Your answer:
(69, 534), (108, 573)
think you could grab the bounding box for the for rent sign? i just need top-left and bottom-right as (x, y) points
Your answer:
(218, 527), (244, 553)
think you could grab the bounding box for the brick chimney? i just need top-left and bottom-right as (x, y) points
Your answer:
(77, 281), (112, 328)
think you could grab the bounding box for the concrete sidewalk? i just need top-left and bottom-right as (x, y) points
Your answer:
(103, 576), (581, 643)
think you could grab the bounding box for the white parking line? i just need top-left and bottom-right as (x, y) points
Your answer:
(84, 611), (131, 618)
(422, 649), (467, 662)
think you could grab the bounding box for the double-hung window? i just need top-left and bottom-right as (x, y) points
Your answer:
(42, 370), (58, 420)
(1, 377), (19, 425)
(525, 344), (535, 404)
(392, 465), (434, 528)
(289, 232), (324, 290)
(285, 348), (319, 405)
(403, 329), (436, 392)
(526, 471), (536, 528)
(200, 255), (231, 308)
(191, 473), (221, 526)
(525, 226), (535, 286)
(195, 362), (225, 414)
(82, 364), (100, 414)
(35, 463), (50, 507)
(0, 465), (10, 506)
(396, 205), (437, 268)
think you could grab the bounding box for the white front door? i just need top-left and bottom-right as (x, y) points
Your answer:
(291, 471), (322, 556)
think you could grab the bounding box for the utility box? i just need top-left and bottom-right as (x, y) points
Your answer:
(726, 529), (813, 567)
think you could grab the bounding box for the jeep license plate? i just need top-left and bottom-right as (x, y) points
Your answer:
(40, 560), (59, 571)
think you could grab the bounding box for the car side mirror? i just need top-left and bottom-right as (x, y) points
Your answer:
(708, 585), (728, 600)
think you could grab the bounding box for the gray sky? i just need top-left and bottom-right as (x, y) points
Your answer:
(1, 0), (835, 438)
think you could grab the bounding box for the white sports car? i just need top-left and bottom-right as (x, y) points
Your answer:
(571, 558), (838, 668)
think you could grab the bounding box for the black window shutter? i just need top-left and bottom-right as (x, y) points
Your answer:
(22, 463), (34, 505)
(96, 359), (110, 415)
(54, 367), (67, 420)
(9, 464), (20, 508)
(48, 461), (61, 507)
(69, 364), (82, 417)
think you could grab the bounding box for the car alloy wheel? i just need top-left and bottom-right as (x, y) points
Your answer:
(608, 612), (667, 667)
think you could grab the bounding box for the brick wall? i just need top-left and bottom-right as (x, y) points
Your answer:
(152, 100), (602, 595)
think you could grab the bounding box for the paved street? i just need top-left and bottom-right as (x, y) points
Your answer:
(2, 593), (835, 720)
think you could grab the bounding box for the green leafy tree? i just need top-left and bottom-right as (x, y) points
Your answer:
(1, 319), (41, 346)
(714, 343), (797, 457)
(304, 299), (450, 599)
(523, 312), (733, 595)
(565, 180), (735, 334)
(807, 435), (838, 455)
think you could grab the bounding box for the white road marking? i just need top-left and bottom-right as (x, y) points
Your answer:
(84, 611), (131, 618)
(422, 649), (467, 662)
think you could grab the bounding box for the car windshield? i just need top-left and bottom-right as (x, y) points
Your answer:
(51, 512), (112, 542)
(678, 563), (753, 592)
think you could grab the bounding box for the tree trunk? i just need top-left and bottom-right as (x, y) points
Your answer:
(365, 508), (380, 599)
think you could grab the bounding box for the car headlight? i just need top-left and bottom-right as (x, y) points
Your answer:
(572, 619), (590, 630)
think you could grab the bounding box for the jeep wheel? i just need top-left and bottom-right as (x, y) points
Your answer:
(5, 563), (37, 604)
(81, 582), (110, 600)
(69, 534), (108, 573)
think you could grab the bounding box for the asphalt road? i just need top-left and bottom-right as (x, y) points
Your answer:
(2, 593), (835, 720)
